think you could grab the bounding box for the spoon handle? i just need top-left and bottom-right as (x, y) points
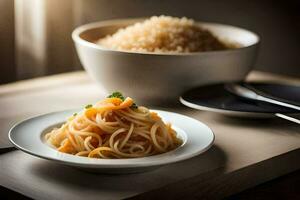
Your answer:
(0, 147), (16, 154)
(257, 95), (300, 111)
(275, 113), (300, 124)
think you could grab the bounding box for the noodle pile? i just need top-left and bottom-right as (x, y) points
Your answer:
(45, 93), (182, 159)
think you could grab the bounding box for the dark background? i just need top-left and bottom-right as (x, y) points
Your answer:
(0, 0), (299, 84)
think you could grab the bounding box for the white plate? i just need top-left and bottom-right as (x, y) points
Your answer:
(9, 109), (214, 174)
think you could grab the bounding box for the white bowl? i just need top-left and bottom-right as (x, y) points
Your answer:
(72, 18), (259, 105)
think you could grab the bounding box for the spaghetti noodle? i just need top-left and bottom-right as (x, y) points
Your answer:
(45, 92), (182, 159)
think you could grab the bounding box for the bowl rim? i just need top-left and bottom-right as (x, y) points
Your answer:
(72, 17), (260, 56)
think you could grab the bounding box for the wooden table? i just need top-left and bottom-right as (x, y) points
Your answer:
(0, 71), (299, 199)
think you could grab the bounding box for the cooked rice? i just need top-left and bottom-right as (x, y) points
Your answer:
(97, 16), (229, 53)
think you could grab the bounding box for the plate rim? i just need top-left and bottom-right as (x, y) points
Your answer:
(179, 82), (300, 117)
(9, 109), (215, 168)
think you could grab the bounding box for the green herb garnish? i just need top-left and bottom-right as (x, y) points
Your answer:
(107, 91), (125, 101)
(107, 91), (138, 109)
(73, 113), (78, 116)
(131, 103), (138, 109)
(85, 104), (93, 109)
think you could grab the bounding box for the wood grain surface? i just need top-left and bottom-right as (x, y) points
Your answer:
(0, 71), (299, 199)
